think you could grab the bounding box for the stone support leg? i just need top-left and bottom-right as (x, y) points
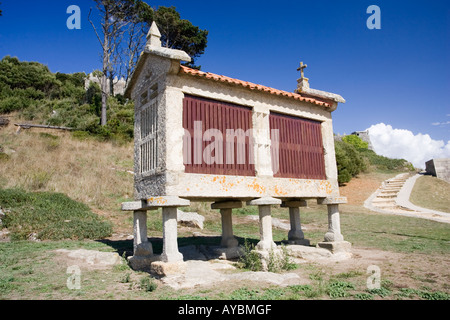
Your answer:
(282, 200), (310, 246)
(257, 205), (276, 250)
(161, 207), (183, 262)
(220, 208), (239, 248)
(288, 207), (310, 246)
(211, 201), (242, 249)
(324, 204), (344, 242)
(133, 210), (153, 256)
(247, 197), (281, 251)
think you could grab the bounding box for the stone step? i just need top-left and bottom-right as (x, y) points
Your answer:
(372, 198), (396, 203)
(397, 206), (417, 212)
(375, 204), (401, 210)
(372, 201), (397, 207)
(379, 191), (399, 195)
(383, 187), (402, 191)
(385, 183), (404, 187)
(377, 194), (397, 199)
(387, 179), (406, 182)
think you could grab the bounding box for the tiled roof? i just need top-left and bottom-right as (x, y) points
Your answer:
(179, 65), (332, 108)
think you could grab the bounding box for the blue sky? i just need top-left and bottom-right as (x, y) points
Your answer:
(0, 0), (449, 166)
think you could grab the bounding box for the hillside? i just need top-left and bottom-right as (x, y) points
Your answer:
(0, 117), (134, 237)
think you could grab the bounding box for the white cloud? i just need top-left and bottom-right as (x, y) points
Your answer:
(432, 121), (450, 126)
(432, 114), (450, 126)
(367, 123), (450, 169)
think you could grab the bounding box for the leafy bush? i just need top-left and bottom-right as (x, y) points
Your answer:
(0, 56), (135, 142)
(0, 188), (112, 241)
(237, 240), (263, 271)
(140, 276), (158, 292)
(0, 96), (34, 113)
(359, 148), (409, 171)
(237, 240), (297, 272)
(335, 140), (366, 185)
(335, 134), (412, 184)
(343, 135), (369, 149)
(327, 280), (355, 298)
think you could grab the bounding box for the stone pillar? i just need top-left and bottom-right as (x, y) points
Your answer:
(133, 210), (153, 256)
(211, 201), (242, 248)
(317, 197), (347, 242)
(317, 197), (351, 253)
(161, 207), (183, 262)
(247, 197), (281, 251)
(282, 200), (310, 246)
(324, 204), (344, 242)
(220, 209), (238, 248)
(121, 201), (158, 271)
(144, 196), (190, 263)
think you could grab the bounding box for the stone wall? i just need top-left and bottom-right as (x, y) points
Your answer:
(426, 158), (450, 183)
(85, 73), (126, 96)
(351, 131), (374, 151)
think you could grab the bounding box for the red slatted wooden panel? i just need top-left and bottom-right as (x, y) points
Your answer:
(183, 95), (255, 176)
(270, 112), (326, 180)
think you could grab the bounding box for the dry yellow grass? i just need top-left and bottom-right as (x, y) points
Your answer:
(410, 175), (450, 213)
(0, 120), (134, 215)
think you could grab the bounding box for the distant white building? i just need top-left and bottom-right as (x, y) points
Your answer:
(351, 130), (374, 151)
(84, 73), (127, 96)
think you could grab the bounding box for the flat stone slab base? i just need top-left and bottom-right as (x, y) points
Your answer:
(283, 239), (311, 246)
(287, 243), (352, 262)
(210, 246), (243, 260)
(128, 255), (159, 272)
(150, 261), (187, 277)
(317, 241), (352, 254)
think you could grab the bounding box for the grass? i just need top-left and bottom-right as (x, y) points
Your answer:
(1, 198), (449, 300)
(0, 123), (134, 214)
(0, 188), (112, 241)
(409, 175), (450, 213)
(0, 119), (449, 300)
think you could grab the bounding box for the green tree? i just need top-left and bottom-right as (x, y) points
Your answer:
(335, 140), (366, 185)
(150, 6), (208, 69)
(343, 135), (369, 150)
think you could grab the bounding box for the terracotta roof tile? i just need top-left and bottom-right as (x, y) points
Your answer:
(179, 65), (332, 108)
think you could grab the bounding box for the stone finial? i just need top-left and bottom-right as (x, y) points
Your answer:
(147, 21), (162, 47)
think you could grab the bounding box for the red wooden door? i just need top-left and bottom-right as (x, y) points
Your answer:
(270, 112), (326, 180)
(183, 95), (255, 176)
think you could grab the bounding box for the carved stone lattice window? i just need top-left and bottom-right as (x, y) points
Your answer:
(139, 84), (159, 174)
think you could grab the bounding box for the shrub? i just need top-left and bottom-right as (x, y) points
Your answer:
(343, 135), (369, 149)
(327, 280), (356, 299)
(0, 188), (112, 241)
(237, 240), (297, 272)
(335, 140), (366, 185)
(140, 276), (157, 292)
(0, 96), (34, 113)
(237, 240), (263, 271)
(359, 148), (409, 171)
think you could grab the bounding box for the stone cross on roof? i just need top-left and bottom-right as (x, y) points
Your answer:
(297, 61), (308, 79)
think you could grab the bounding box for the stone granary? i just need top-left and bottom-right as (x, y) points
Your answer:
(123, 22), (349, 269)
